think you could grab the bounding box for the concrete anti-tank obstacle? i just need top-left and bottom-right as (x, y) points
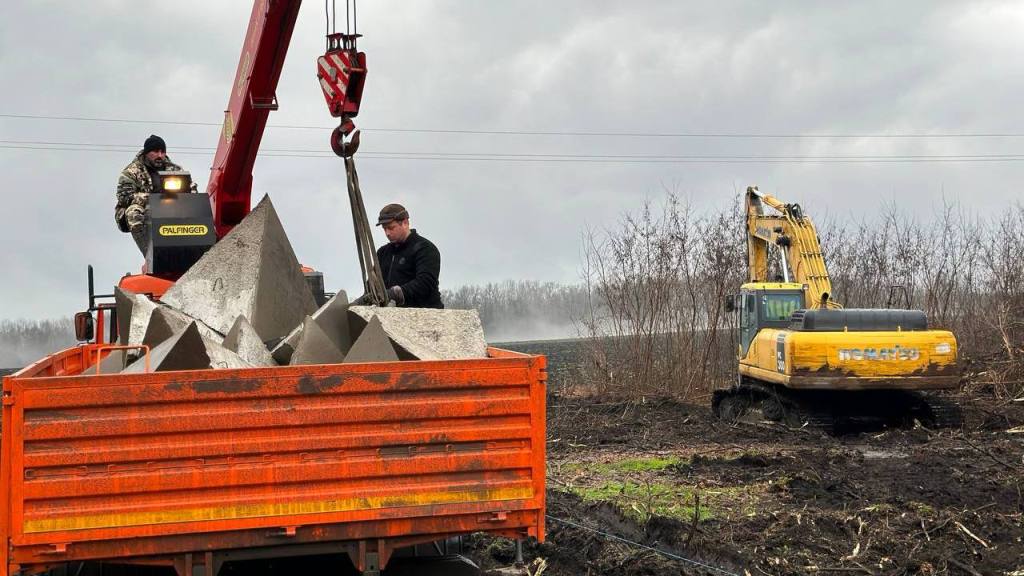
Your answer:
(123, 321), (254, 373)
(343, 315), (400, 363)
(141, 306), (184, 349)
(122, 322), (211, 373)
(161, 195), (317, 343)
(95, 350), (128, 374)
(271, 290), (351, 364)
(203, 334), (257, 370)
(114, 287), (134, 345)
(347, 306), (488, 361)
(127, 293), (159, 349)
(142, 305), (224, 349)
(223, 315), (277, 367)
(289, 316), (346, 365)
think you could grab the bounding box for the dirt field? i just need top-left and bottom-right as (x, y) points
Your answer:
(470, 390), (1024, 576)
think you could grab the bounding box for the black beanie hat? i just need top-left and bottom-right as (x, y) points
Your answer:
(143, 134), (166, 154)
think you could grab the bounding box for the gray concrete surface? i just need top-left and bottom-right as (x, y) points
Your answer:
(203, 334), (256, 370)
(127, 293), (158, 348)
(348, 307), (488, 360)
(161, 195), (317, 342)
(142, 305), (223, 349)
(114, 286), (134, 345)
(122, 322), (210, 373)
(289, 316), (346, 365)
(271, 290), (351, 364)
(95, 349), (127, 374)
(343, 316), (399, 363)
(223, 315), (277, 367)
(123, 321), (253, 373)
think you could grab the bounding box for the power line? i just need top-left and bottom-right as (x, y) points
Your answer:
(4, 139), (1024, 161)
(3, 143), (1023, 164)
(2, 113), (1023, 139)
(546, 515), (743, 576)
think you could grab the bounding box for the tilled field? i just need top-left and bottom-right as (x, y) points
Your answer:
(472, 393), (1024, 576)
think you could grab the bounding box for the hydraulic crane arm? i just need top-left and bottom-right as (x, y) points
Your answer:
(745, 186), (840, 309)
(206, 0), (382, 302)
(207, 0), (302, 239)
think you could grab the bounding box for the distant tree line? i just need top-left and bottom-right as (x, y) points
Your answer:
(0, 318), (76, 368)
(443, 280), (588, 342)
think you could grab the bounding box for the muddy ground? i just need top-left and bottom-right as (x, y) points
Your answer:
(470, 390), (1024, 576)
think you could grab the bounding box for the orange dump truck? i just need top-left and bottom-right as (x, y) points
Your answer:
(1, 343), (546, 575)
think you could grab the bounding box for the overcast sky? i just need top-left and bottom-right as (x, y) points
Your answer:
(1, 1), (1022, 321)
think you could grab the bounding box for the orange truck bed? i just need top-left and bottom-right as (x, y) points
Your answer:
(1, 344), (545, 575)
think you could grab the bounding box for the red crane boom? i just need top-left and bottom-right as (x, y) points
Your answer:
(207, 0), (302, 239)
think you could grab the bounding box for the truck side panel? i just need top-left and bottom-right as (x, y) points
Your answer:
(1, 347), (545, 570)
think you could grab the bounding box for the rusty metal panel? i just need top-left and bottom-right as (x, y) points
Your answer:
(1, 345), (545, 569)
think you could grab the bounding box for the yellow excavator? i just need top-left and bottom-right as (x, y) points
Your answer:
(714, 187), (961, 430)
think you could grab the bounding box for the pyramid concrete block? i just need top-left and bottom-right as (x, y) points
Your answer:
(343, 315), (399, 363)
(123, 322), (210, 373)
(142, 306), (180, 349)
(123, 322), (253, 373)
(127, 294), (159, 348)
(224, 315), (276, 367)
(203, 334), (257, 370)
(114, 287), (134, 345)
(96, 350), (128, 374)
(271, 290), (351, 363)
(347, 307), (488, 361)
(289, 316), (346, 365)
(161, 195), (317, 342)
(143, 305), (224, 349)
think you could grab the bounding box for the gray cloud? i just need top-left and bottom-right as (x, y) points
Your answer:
(1, 1), (1022, 320)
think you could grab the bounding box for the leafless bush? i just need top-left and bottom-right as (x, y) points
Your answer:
(577, 193), (745, 399)
(823, 202), (1024, 398)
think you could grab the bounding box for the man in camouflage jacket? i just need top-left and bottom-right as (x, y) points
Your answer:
(115, 134), (195, 255)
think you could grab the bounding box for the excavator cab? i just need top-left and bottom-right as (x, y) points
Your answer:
(732, 283), (804, 358)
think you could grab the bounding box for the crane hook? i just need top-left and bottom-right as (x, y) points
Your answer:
(330, 118), (360, 157)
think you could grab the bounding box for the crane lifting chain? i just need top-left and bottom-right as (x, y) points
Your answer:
(317, 0), (385, 305)
(343, 155), (389, 306)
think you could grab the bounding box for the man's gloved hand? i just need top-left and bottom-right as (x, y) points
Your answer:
(388, 286), (405, 306)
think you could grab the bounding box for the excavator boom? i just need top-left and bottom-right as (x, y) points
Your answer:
(746, 186), (838, 309)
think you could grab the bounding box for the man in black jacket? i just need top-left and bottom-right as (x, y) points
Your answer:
(375, 203), (444, 308)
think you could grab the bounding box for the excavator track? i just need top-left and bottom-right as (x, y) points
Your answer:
(713, 379), (963, 434)
(918, 393), (964, 429)
(713, 379), (835, 431)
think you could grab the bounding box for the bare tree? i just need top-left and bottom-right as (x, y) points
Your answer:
(578, 193), (745, 399)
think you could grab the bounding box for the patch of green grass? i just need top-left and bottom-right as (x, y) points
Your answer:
(568, 480), (714, 524)
(611, 456), (684, 473)
(907, 501), (936, 516)
(559, 455), (685, 476)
